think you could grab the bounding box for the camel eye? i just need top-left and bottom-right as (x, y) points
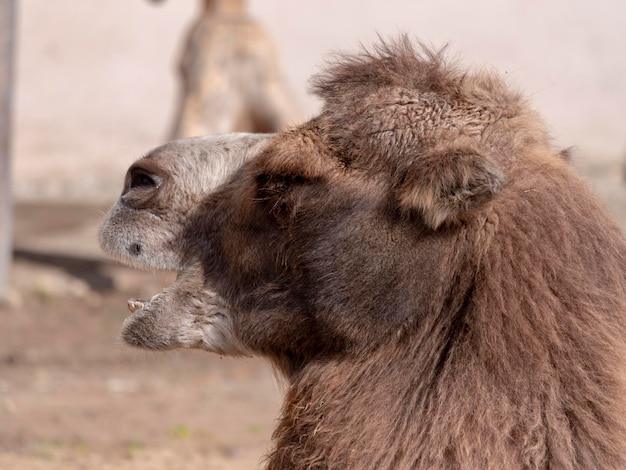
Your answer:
(130, 168), (160, 189)
(257, 173), (306, 196)
(255, 173), (309, 223)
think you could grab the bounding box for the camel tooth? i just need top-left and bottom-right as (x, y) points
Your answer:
(127, 299), (145, 313)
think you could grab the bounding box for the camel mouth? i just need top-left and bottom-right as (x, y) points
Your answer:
(125, 281), (171, 318)
(124, 269), (186, 319)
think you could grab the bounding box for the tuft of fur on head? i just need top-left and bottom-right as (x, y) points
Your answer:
(312, 36), (459, 108)
(311, 36), (521, 228)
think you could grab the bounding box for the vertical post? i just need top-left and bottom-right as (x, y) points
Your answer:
(0, 0), (16, 300)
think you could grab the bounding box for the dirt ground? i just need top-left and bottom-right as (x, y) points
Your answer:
(0, 160), (625, 470)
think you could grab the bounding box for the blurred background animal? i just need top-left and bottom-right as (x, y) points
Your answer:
(150, 0), (300, 138)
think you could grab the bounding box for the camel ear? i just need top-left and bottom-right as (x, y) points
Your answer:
(395, 146), (505, 230)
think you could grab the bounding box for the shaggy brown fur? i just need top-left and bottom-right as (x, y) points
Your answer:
(100, 38), (626, 469)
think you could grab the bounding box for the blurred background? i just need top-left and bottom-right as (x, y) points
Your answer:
(1, 0), (625, 468)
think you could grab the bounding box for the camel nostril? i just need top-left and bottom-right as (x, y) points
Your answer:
(129, 243), (142, 256)
(122, 166), (163, 198)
